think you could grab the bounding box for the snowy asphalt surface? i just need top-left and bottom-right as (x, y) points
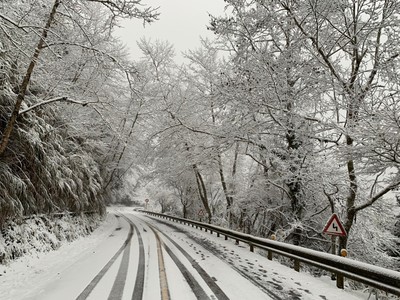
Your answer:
(0, 207), (369, 299)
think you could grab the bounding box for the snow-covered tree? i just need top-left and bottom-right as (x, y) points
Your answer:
(205, 0), (400, 261)
(0, 0), (159, 224)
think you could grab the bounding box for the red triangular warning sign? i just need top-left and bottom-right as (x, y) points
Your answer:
(323, 213), (347, 236)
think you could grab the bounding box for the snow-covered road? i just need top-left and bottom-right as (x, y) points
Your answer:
(1, 208), (368, 300)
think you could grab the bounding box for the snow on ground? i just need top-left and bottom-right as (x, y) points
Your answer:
(0, 207), (390, 299)
(0, 212), (120, 300)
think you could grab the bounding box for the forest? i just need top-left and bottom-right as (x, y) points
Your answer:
(0, 0), (399, 271)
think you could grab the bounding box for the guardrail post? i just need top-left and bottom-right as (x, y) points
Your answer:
(294, 260), (300, 272)
(336, 273), (344, 289)
(217, 232), (220, 237)
(250, 244), (254, 252)
(268, 234), (276, 260)
(336, 249), (348, 289)
(225, 235), (228, 240)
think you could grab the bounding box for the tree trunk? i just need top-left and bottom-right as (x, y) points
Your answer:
(193, 164), (212, 223)
(0, 0), (61, 156)
(339, 134), (358, 251)
(217, 153), (233, 224)
(229, 142), (240, 228)
(104, 111), (140, 190)
(285, 125), (304, 245)
(182, 204), (187, 218)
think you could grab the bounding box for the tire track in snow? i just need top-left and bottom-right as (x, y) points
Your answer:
(76, 213), (135, 300)
(150, 226), (171, 300)
(148, 217), (283, 300)
(130, 220), (145, 300)
(146, 222), (209, 300)
(139, 216), (230, 300)
(160, 230), (230, 300)
(107, 240), (131, 300)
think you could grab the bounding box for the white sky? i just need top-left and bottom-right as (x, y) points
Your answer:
(115, 0), (227, 62)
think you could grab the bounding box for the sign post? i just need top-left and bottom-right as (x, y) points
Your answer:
(323, 213), (347, 288)
(323, 213), (347, 256)
(145, 198), (149, 210)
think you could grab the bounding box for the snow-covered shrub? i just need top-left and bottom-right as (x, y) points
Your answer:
(0, 213), (103, 264)
(346, 204), (400, 271)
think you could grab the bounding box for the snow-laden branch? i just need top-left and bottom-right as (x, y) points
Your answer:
(279, 3), (344, 86)
(85, 0), (159, 22)
(19, 96), (92, 115)
(42, 41), (142, 97)
(0, 13), (28, 32)
(176, 117), (227, 139)
(243, 151), (293, 199)
(355, 179), (400, 212)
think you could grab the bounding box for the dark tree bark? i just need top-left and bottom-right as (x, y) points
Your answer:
(193, 164), (212, 223)
(0, 0), (61, 156)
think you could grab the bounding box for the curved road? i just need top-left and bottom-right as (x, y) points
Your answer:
(74, 211), (271, 300)
(24, 209), (365, 300)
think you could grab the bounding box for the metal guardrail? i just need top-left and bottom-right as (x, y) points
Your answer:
(143, 210), (400, 297)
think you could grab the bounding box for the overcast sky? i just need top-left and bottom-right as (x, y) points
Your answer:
(115, 0), (226, 62)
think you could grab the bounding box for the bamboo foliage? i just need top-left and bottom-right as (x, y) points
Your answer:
(0, 0), (159, 226)
(0, 92), (106, 225)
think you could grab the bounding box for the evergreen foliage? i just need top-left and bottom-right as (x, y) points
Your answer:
(0, 0), (158, 228)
